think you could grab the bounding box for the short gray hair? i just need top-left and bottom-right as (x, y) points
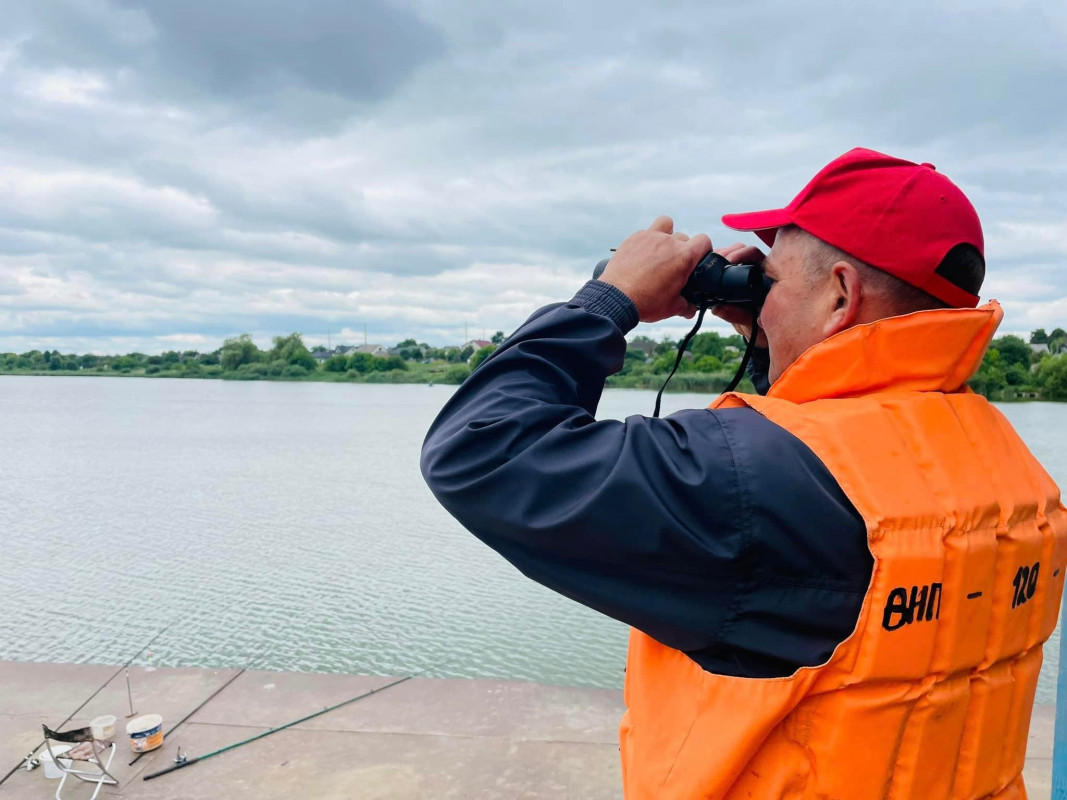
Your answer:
(780, 225), (947, 314)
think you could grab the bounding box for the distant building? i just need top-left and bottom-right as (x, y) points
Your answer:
(1030, 343), (1050, 356)
(319, 344), (390, 359)
(627, 340), (656, 359)
(462, 340), (492, 351)
(311, 351), (333, 364)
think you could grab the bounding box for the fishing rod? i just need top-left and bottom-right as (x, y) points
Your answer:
(132, 637), (285, 766)
(0, 622), (172, 789)
(129, 667), (248, 766)
(144, 668), (432, 781)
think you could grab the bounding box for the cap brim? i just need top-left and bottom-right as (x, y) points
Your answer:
(721, 208), (793, 248)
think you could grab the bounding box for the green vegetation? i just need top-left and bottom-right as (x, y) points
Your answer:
(968, 331), (1067, 401)
(603, 331), (755, 393)
(2, 325), (1066, 399)
(0, 332), (470, 386)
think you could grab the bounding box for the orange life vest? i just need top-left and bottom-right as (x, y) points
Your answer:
(620, 301), (1067, 799)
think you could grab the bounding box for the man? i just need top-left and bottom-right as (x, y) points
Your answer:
(421, 148), (1067, 798)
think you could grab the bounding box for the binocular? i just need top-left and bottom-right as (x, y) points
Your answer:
(593, 251), (772, 311)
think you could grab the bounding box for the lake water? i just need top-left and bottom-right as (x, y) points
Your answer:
(1, 377), (1066, 703)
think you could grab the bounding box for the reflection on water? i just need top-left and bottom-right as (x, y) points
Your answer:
(0, 377), (1064, 702)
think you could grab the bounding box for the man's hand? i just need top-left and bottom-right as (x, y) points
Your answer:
(598, 216), (712, 323)
(710, 242), (768, 347)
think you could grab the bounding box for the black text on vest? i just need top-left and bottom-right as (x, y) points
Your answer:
(882, 583), (942, 631)
(1011, 562), (1040, 609)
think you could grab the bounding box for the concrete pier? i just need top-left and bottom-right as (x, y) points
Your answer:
(0, 659), (1055, 798)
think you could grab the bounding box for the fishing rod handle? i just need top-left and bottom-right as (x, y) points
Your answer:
(143, 755), (199, 781)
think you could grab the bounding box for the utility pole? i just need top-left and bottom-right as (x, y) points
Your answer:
(327, 327), (331, 350)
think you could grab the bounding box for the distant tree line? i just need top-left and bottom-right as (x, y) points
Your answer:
(620, 331), (748, 375)
(969, 328), (1067, 401)
(0, 331), (508, 386)
(2, 326), (1066, 399)
(1, 333), (323, 379)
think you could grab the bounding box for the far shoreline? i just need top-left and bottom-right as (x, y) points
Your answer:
(2, 369), (1064, 401)
(0, 367), (755, 394)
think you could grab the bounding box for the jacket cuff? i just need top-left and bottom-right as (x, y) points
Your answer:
(746, 346), (771, 395)
(570, 280), (640, 334)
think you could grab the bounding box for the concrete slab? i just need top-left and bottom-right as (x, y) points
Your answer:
(1029, 703), (1054, 759)
(1024, 758), (1052, 800)
(195, 673), (623, 743)
(75, 666), (244, 731)
(128, 724), (621, 800)
(0, 661), (243, 735)
(0, 661), (119, 718)
(0, 714), (55, 789)
(326, 678), (622, 743)
(187, 669), (398, 730)
(0, 660), (1057, 799)
(1025, 705), (1054, 800)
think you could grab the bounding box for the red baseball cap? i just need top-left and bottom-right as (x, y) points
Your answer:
(721, 147), (984, 308)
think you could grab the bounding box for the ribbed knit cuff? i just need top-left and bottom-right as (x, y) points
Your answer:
(570, 280), (640, 335)
(746, 345), (771, 395)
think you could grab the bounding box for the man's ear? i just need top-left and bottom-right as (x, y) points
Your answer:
(822, 261), (862, 338)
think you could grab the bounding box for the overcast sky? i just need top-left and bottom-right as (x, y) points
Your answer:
(1, 0), (1065, 354)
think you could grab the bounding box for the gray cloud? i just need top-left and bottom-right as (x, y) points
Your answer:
(0, 0), (1064, 354)
(127, 0), (444, 100)
(13, 0), (446, 124)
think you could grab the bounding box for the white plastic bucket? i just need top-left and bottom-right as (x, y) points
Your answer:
(126, 714), (163, 753)
(91, 714), (116, 740)
(39, 745), (72, 779)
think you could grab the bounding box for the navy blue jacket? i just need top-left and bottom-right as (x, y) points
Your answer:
(421, 281), (872, 678)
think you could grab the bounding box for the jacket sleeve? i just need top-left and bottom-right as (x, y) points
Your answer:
(421, 281), (870, 673)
